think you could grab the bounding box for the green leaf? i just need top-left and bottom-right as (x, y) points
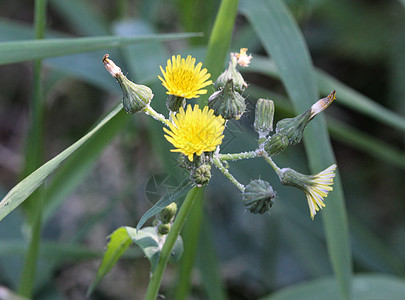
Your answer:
(0, 32), (201, 65)
(136, 180), (193, 231)
(0, 104), (123, 222)
(126, 227), (184, 267)
(241, 0), (352, 299)
(261, 274), (405, 300)
(87, 227), (133, 296)
(88, 226), (184, 296)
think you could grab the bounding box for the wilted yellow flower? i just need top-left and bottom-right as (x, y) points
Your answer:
(164, 104), (225, 161)
(279, 164), (337, 219)
(158, 55), (212, 99)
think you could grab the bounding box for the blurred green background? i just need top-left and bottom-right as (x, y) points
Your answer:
(0, 0), (405, 299)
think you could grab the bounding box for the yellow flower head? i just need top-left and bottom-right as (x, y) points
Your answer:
(164, 104), (225, 161)
(280, 164), (337, 219)
(158, 55), (212, 99)
(304, 164), (336, 219)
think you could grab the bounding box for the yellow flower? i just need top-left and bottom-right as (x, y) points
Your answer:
(158, 55), (212, 99)
(279, 164), (337, 219)
(164, 104), (225, 161)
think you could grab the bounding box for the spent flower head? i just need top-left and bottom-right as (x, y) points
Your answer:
(279, 164), (337, 219)
(164, 104), (225, 161)
(235, 48), (253, 67)
(158, 55), (212, 99)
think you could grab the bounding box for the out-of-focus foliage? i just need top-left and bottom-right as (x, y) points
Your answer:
(0, 0), (404, 299)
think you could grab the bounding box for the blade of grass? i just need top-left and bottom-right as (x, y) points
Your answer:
(0, 104), (123, 222)
(18, 0), (47, 296)
(248, 56), (405, 132)
(261, 274), (405, 300)
(241, 1), (352, 299)
(0, 33), (202, 65)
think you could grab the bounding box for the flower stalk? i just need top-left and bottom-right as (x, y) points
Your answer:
(144, 187), (202, 300)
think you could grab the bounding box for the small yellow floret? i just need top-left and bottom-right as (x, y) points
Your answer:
(158, 55), (212, 99)
(164, 104), (225, 161)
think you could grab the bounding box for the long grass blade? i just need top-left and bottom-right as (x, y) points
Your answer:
(0, 33), (201, 65)
(0, 104), (123, 222)
(241, 1), (352, 299)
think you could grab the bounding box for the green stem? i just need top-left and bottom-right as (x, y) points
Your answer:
(143, 105), (169, 126)
(261, 152), (283, 178)
(212, 156), (245, 191)
(18, 0), (47, 297)
(144, 187), (202, 300)
(218, 150), (258, 161)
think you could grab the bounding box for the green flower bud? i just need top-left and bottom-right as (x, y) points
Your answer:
(116, 75), (154, 114)
(263, 133), (289, 156)
(275, 110), (311, 145)
(103, 54), (153, 114)
(158, 223), (171, 235)
(159, 202), (178, 224)
(191, 164), (212, 187)
(274, 91), (336, 146)
(208, 79), (246, 120)
(166, 94), (186, 112)
(215, 58), (246, 93)
(242, 179), (276, 214)
(254, 99), (275, 138)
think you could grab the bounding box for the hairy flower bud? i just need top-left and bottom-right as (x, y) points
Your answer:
(263, 133), (289, 156)
(191, 164), (212, 187)
(243, 180), (276, 214)
(254, 99), (275, 138)
(215, 57), (246, 93)
(209, 79), (246, 120)
(158, 223), (171, 235)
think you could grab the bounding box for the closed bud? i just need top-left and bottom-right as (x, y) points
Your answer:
(275, 111), (311, 145)
(158, 223), (171, 235)
(159, 202), (178, 224)
(191, 164), (211, 187)
(103, 54), (153, 114)
(215, 57), (246, 93)
(242, 179), (276, 214)
(254, 99), (275, 138)
(263, 133), (289, 156)
(209, 79), (246, 120)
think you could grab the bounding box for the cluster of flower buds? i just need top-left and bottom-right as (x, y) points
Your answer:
(154, 202), (178, 235)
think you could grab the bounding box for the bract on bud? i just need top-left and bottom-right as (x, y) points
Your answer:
(242, 179), (276, 214)
(116, 75), (153, 114)
(209, 79), (246, 120)
(263, 133), (289, 156)
(254, 99), (275, 138)
(214, 57), (246, 93)
(166, 94), (186, 112)
(103, 54), (153, 114)
(191, 164), (212, 187)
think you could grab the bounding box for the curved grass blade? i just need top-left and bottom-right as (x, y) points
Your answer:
(241, 0), (352, 299)
(260, 274), (405, 300)
(0, 104), (123, 222)
(0, 32), (202, 65)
